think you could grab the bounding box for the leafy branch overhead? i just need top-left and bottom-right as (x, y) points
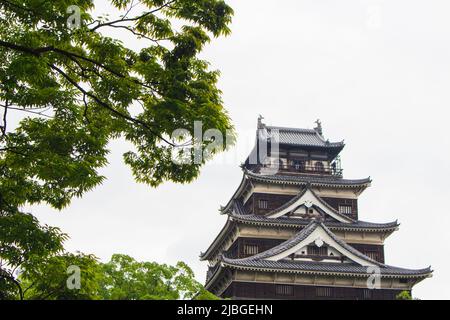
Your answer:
(0, 0), (235, 213)
(2, 252), (219, 300)
(0, 0), (234, 298)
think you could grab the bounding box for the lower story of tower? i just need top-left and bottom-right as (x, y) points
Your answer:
(222, 282), (408, 300)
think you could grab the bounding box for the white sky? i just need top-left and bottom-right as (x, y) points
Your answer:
(29, 0), (450, 300)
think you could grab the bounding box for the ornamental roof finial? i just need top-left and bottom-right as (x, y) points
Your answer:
(314, 119), (323, 136)
(257, 115), (266, 129)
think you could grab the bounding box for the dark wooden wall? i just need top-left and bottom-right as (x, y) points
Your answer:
(243, 193), (358, 219)
(349, 243), (385, 264)
(227, 238), (285, 259)
(244, 193), (295, 215)
(224, 282), (406, 300)
(227, 237), (385, 263)
(322, 197), (358, 220)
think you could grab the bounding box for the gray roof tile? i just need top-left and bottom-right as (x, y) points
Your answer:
(265, 126), (344, 148)
(221, 221), (431, 277)
(229, 209), (399, 231)
(245, 169), (372, 187)
(222, 258), (432, 277)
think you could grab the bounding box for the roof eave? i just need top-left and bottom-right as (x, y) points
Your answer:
(230, 215), (400, 233)
(200, 219), (235, 261)
(221, 262), (433, 279)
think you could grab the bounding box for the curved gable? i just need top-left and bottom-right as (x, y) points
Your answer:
(266, 188), (354, 223)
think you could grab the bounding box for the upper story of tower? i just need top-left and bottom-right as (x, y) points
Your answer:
(244, 117), (345, 178)
(225, 118), (372, 220)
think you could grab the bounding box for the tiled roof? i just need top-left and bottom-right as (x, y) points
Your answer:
(221, 221), (432, 277)
(230, 220), (382, 265)
(204, 193), (397, 262)
(221, 258), (432, 277)
(206, 263), (221, 283)
(245, 169), (372, 187)
(201, 205), (399, 262)
(265, 126), (345, 148)
(241, 221), (318, 260)
(229, 210), (399, 232)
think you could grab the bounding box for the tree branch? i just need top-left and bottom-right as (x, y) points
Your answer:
(48, 63), (179, 147)
(0, 99), (7, 137)
(90, 0), (176, 32)
(82, 93), (90, 124)
(98, 23), (169, 46)
(0, 104), (53, 119)
(0, 41), (181, 146)
(0, 40), (160, 93)
(0, 269), (24, 300)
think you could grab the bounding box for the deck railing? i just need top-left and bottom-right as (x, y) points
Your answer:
(262, 163), (343, 177)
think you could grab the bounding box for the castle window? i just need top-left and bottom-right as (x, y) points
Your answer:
(279, 158), (287, 169)
(365, 251), (380, 261)
(258, 199), (268, 209)
(363, 289), (373, 299)
(275, 285), (294, 296)
(307, 245), (327, 256)
(316, 287), (333, 298)
(293, 160), (305, 171)
(243, 244), (259, 256)
(338, 205), (353, 215)
(315, 161), (325, 173)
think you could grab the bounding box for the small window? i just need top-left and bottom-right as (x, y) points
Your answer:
(307, 245), (328, 256)
(338, 205), (353, 215)
(316, 287), (333, 298)
(315, 162), (325, 172)
(363, 289), (373, 300)
(243, 244), (259, 256)
(399, 279), (409, 284)
(365, 251), (379, 261)
(258, 199), (268, 209)
(293, 160), (305, 172)
(275, 285), (294, 296)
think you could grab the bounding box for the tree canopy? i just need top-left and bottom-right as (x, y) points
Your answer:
(0, 0), (234, 299)
(2, 253), (217, 300)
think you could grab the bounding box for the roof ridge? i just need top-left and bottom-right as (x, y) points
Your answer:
(263, 187), (308, 216)
(266, 126), (317, 133)
(226, 220), (319, 262)
(318, 222), (384, 267)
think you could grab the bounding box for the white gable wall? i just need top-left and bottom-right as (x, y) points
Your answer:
(267, 189), (352, 223)
(265, 226), (377, 267)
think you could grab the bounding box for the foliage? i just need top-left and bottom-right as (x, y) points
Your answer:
(2, 253), (218, 300)
(99, 254), (214, 300)
(20, 252), (102, 300)
(0, 0), (235, 201)
(396, 291), (413, 300)
(0, 0), (234, 297)
(194, 288), (221, 300)
(0, 211), (66, 299)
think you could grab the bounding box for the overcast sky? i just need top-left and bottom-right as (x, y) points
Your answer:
(29, 0), (450, 300)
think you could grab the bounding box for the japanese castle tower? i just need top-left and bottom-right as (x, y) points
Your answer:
(201, 118), (432, 300)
